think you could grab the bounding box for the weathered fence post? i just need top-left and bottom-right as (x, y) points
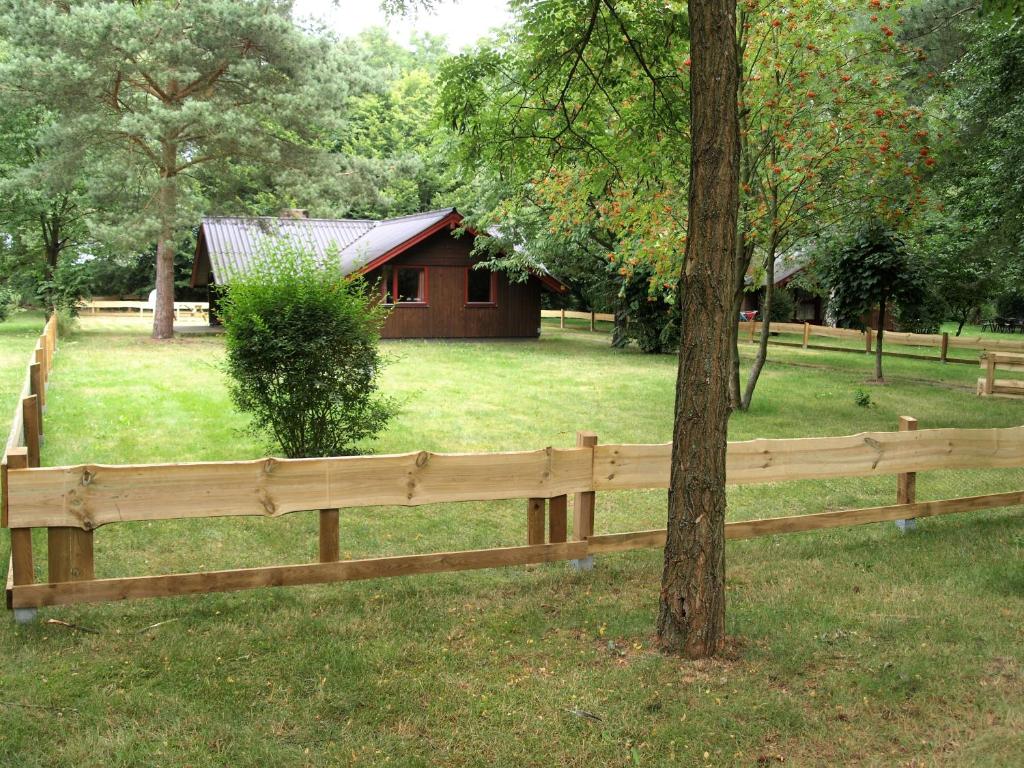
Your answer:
(896, 416), (918, 532)
(802, 322), (811, 349)
(571, 431), (597, 570)
(590, 311), (596, 332)
(984, 353), (996, 396)
(4, 449), (37, 623)
(527, 498), (545, 545)
(865, 328), (873, 354)
(22, 396), (40, 468)
(319, 509), (340, 562)
(940, 332), (949, 363)
(560, 308), (565, 329)
(29, 362), (44, 422)
(35, 344), (46, 388)
(748, 317), (756, 343)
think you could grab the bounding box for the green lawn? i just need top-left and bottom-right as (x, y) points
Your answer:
(1, 315), (1022, 767)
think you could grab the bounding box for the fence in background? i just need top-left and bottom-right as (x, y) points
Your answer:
(79, 300), (209, 320)
(977, 352), (1024, 398)
(541, 309), (614, 332)
(4, 387), (1023, 612)
(544, 312), (1017, 364)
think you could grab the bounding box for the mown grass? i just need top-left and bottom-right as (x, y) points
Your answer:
(1, 315), (1022, 767)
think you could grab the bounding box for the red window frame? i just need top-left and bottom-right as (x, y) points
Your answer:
(465, 268), (498, 307)
(381, 265), (429, 306)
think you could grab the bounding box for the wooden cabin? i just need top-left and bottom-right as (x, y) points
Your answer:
(190, 208), (567, 339)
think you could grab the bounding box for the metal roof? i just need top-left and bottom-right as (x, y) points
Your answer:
(201, 209), (458, 281)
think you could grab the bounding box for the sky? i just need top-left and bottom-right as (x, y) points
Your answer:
(292, 0), (513, 51)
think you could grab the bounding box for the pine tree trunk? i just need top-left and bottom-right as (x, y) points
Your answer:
(658, 0), (739, 658)
(874, 294), (886, 382)
(152, 141), (178, 340)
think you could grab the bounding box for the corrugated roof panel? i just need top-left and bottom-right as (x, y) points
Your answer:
(201, 209), (458, 281)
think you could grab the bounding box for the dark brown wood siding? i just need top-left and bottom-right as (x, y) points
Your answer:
(368, 230), (542, 339)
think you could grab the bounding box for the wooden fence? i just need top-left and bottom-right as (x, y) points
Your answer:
(541, 309), (614, 331)
(79, 300), (209, 319)
(544, 311), (1020, 364)
(5, 373), (1024, 611)
(747, 319), (1024, 363)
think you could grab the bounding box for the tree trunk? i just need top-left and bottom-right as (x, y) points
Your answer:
(728, 233), (755, 410)
(658, 0), (739, 658)
(739, 232), (778, 411)
(956, 312), (967, 336)
(152, 141), (178, 340)
(612, 303), (629, 348)
(874, 294), (886, 382)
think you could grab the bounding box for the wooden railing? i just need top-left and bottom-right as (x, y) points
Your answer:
(5, 403), (1024, 611)
(977, 352), (1024, 398)
(79, 300), (209, 319)
(745, 320), (1024, 363)
(541, 309), (614, 331)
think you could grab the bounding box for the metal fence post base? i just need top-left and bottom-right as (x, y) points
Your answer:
(895, 519), (916, 533)
(570, 556), (594, 571)
(13, 608), (38, 624)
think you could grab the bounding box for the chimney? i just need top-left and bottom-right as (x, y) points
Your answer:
(279, 208), (309, 219)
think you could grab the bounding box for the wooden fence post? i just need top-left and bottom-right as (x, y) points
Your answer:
(527, 498), (546, 545)
(5, 448), (37, 621)
(748, 318), (756, 343)
(940, 332), (949, 363)
(895, 416), (918, 532)
(319, 509), (340, 562)
(571, 431), (598, 570)
(35, 344), (46, 386)
(802, 322), (811, 349)
(560, 308), (565, 329)
(549, 495), (567, 543)
(590, 311), (596, 332)
(865, 328), (873, 354)
(22, 396), (40, 469)
(984, 354), (996, 396)
(29, 362), (44, 418)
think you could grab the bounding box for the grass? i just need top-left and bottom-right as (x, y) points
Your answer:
(1, 315), (1022, 767)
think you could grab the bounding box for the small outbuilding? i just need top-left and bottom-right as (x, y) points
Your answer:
(190, 208), (568, 339)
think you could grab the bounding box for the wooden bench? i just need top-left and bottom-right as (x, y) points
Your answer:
(977, 352), (1024, 397)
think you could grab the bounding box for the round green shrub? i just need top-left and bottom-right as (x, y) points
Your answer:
(218, 238), (396, 458)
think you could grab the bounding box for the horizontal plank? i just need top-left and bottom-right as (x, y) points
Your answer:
(586, 489), (1024, 553)
(6, 447), (595, 529)
(949, 336), (1024, 353)
(593, 425), (1024, 490)
(9, 541), (588, 608)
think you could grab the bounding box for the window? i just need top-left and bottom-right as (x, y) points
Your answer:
(466, 268), (496, 305)
(380, 266), (427, 305)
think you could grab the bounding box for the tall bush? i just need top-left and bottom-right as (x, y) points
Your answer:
(219, 238), (396, 458)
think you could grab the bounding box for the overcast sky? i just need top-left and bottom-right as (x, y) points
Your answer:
(292, 0), (513, 51)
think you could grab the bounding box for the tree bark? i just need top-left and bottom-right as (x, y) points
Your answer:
(658, 0), (739, 658)
(152, 140), (178, 340)
(874, 294), (886, 382)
